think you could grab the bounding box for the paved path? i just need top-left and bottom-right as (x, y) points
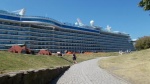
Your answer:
(53, 57), (129, 84)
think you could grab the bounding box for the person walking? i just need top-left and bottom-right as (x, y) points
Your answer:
(72, 52), (77, 64)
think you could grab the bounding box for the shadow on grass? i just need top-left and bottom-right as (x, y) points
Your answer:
(60, 56), (73, 64)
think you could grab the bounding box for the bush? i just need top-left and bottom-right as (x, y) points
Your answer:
(135, 36), (150, 50)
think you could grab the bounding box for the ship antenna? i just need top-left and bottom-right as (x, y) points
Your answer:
(106, 25), (111, 32)
(77, 18), (84, 26)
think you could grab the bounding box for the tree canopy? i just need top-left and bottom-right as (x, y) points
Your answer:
(135, 36), (150, 50)
(139, 0), (150, 10)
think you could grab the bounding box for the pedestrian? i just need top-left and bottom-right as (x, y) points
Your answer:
(72, 52), (77, 64)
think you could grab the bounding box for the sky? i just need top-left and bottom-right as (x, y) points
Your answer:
(0, 0), (149, 39)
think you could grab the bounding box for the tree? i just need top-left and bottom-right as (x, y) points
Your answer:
(139, 0), (150, 10)
(135, 36), (150, 50)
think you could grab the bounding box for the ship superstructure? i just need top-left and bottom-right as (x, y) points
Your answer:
(0, 9), (134, 53)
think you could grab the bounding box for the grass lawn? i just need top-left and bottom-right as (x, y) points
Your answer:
(99, 49), (150, 84)
(0, 51), (118, 74)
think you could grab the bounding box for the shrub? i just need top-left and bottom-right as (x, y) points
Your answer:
(135, 36), (150, 50)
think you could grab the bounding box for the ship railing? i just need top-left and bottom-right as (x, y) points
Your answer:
(63, 22), (102, 31)
(24, 15), (63, 24)
(0, 10), (20, 16)
(101, 29), (129, 36)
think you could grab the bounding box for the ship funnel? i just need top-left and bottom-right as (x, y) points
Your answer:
(19, 8), (25, 16)
(13, 8), (26, 16)
(90, 20), (94, 26)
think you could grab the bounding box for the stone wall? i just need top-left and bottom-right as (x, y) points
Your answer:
(0, 66), (70, 84)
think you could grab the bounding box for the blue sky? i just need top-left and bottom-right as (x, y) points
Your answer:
(0, 0), (149, 39)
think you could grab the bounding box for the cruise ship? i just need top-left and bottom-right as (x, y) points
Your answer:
(0, 9), (134, 53)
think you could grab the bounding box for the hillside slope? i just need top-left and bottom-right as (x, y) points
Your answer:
(99, 49), (150, 84)
(0, 51), (118, 74)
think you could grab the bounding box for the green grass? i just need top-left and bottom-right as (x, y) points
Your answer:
(99, 49), (150, 84)
(63, 52), (119, 62)
(0, 51), (118, 74)
(0, 51), (71, 74)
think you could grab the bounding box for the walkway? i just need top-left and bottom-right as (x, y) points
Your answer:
(52, 57), (129, 84)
